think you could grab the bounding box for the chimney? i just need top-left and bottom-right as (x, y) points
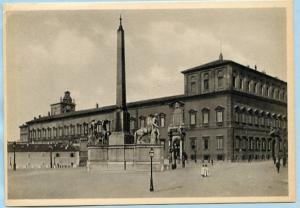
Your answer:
(254, 65), (257, 70)
(96, 103), (99, 108)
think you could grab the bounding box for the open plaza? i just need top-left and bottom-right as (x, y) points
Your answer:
(8, 160), (288, 199)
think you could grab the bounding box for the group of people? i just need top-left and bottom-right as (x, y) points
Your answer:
(200, 164), (210, 177)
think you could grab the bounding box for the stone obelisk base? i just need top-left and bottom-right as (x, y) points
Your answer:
(109, 132), (133, 145)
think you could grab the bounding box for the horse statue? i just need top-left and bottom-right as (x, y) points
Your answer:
(134, 114), (160, 144)
(87, 120), (111, 146)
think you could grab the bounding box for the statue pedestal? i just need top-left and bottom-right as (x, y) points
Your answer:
(109, 132), (133, 145)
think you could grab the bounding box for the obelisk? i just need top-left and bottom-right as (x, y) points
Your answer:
(109, 16), (131, 145)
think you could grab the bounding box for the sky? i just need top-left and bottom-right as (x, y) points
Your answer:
(5, 8), (287, 140)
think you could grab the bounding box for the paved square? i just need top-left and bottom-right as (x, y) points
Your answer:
(7, 161), (288, 199)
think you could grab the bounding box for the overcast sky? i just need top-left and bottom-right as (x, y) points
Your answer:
(6, 8), (287, 140)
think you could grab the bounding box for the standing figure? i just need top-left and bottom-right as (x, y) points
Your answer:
(150, 114), (160, 144)
(204, 164), (210, 177)
(200, 164), (205, 178)
(276, 159), (281, 173)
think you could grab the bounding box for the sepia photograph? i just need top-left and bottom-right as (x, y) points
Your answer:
(3, 1), (295, 206)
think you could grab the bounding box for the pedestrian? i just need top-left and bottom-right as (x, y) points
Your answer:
(204, 164), (210, 177)
(182, 152), (187, 168)
(211, 159), (214, 166)
(200, 164), (205, 177)
(276, 159), (280, 173)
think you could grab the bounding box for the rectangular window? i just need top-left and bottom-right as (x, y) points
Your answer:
(48, 129), (51, 138)
(140, 119), (145, 128)
(59, 128), (63, 137)
(190, 137), (196, 150)
(204, 79), (209, 90)
(241, 113), (246, 123)
(235, 112), (239, 123)
(130, 119), (136, 130)
(256, 139), (260, 151)
(216, 136), (224, 150)
(218, 71), (224, 88)
(262, 139), (266, 151)
(160, 116), (165, 127)
(250, 138), (254, 150)
(246, 80), (250, 92)
(203, 112), (209, 125)
(268, 139), (272, 151)
(235, 137), (241, 150)
(242, 138), (247, 150)
(232, 75), (236, 88)
(217, 111), (223, 123)
(240, 78), (243, 90)
(203, 137), (209, 150)
(190, 113), (196, 125)
(190, 82), (196, 94)
(218, 76), (223, 88)
(204, 73), (209, 90)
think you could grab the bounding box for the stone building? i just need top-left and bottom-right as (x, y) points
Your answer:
(7, 142), (80, 169)
(15, 20), (287, 164)
(17, 54), (287, 163)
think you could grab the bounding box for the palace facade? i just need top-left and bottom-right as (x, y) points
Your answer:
(14, 19), (288, 166)
(17, 53), (287, 163)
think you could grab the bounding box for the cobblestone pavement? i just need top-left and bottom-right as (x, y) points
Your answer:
(7, 160), (288, 199)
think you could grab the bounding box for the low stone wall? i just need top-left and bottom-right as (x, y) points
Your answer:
(87, 144), (164, 171)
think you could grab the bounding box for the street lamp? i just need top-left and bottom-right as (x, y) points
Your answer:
(49, 144), (53, 168)
(149, 147), (154, 192)
(12, 141), (16, 171)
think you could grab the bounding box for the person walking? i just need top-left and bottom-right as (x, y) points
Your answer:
(200, 164), (205, 178)
(204, 164), (210, 177)
(276, 159), (281, 173)
(182, 152), (187, 168)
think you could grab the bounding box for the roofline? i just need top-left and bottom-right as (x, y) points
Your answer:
(181, 60), (231, 74)
(181, 60), (287, 85)
(25, 90), (286, 125)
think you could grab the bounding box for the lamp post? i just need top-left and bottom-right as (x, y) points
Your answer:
(12, 141), (16, 171)
(149, 147), (154, 192)
(49, 144), (53, 168)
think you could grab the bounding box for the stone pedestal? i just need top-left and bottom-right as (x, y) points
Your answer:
(109, 132), (134, 145)
(87, 144), (164, 171)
